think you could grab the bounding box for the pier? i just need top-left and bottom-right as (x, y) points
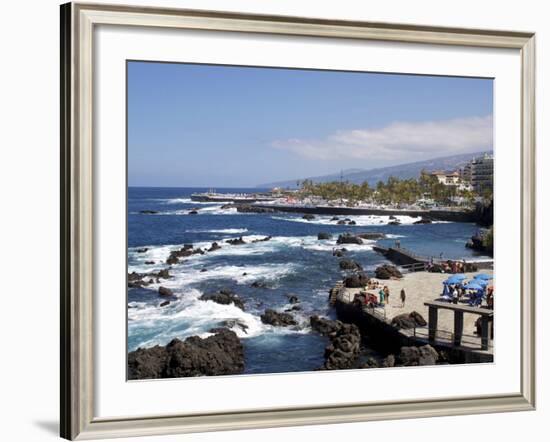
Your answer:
(332, 271), (494, 363)
(373, 245), (493, 270)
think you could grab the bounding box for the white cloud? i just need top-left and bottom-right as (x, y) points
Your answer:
(272, 115), (493, 161)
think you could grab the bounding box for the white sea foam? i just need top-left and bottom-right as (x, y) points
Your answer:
(272, 214), (422, 226)
(128, 287), (309, 350)
(187, 228), (249, 234)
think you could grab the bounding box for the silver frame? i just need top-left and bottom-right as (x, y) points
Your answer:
(60, 2), (536, 440)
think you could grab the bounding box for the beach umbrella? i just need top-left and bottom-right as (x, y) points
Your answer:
(444, 274), (466, 284)
(476, 279), (489, 287)
(474, 273), (493, 281)
(463, 281), (483, 290)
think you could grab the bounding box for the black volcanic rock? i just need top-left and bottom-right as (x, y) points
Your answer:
(200, 289), (245, 310)
(397, 345), (438, 366)
(336, 233), (363, 245)
(226, 237), (246, 246)
(302, 214), (315, 221)
(391, 311), (427, 329)
(343, 272), (370, 288)
(309, 316), (361, 370)
(127, 328), (244, 379)
(339, 258), (363, 271)
(317, 232), (332, 240)
(260, 309), (297, 327)
(140, 210), (159, 215)
(375, 264), (403, 279)
(158, 286), (174, 297)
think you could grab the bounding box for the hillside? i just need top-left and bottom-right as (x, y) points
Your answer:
(257, 151), (490, 188)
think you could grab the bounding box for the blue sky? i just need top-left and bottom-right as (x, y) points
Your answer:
(128, 61), (493, 187)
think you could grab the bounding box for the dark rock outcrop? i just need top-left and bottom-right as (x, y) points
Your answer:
(391, 311), (427, 329)
(287, 294), (299, 304)
(127, 328), (244, 379)
(158, 286), (174, 297)
(226, 237), (246, 246)
(397, 345), (439, 366)
(473, 199), (493, 227)
(317, 232), (332, 240)
(310, 316), (361, 370)
(302, 214), (315, 221)
(160, 300), (170, 307)
(136, 247), (148, 253)
(339, 258), (363, 271)
(200, 289), (245, 310)
(188, 210), (199, 215)
(343, 272), (370, 288)
(128, 269), (171, 288)
(251, 280), (270, 289)
(413, 217), (432, 224)
(375, 264), (403, 279)
(144, 260), (155, 265)
(220, 319), (249, 334)
(252, 236), (272, 243)
(208, 242), (221, 252)
(260, 309), (297, 327)
(166, 245), (204, 265)
(336, 233), (363, 245)
(140, 210), (158, 215)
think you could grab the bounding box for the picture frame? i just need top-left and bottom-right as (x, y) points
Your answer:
(60, 2), (536, 440)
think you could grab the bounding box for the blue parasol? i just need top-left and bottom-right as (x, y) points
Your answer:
(474, 273), (493, 281)
(463, 281), (483, 290)
(444, 274), (466, 284)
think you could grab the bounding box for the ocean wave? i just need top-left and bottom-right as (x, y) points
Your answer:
(128, 287), (309, 350)
(187, 228), (249, 234)
(272, 214), (422, 226)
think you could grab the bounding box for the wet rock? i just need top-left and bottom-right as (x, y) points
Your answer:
(166, 245), (204, 265)
(252, 236), (272, 243)
(260, 309), (297, 327)
(287, 294), (300, 304)
(140, 210), (158, 215)
(144, 260), (155, 265)
(337, 220), (347, 225)
(336, 233), (363, 245)
(251, 280), (270, 289)
(285, 305), (302, 312)
(348, 220), (356, 225)
(188, 210), (199, 215)
(208, 242), (221, 252)
(302, 214), (315, 221)
(374, 264), (402, 279)
(330, 216), (340, 221)
(397, 345), (439, 366)
(388, 220), (401, 226)
(339, 258), (363, 271)
(136, 248), (149, 253)
(200, 289), (245, 310)
(333, 249), (346, 257)
(226, 237), (246, 246)
(158, 286), (174, 297)
(343, 272), (370, 288)
(200, 268), (208, 272)
(317, 232), (332, 240)
(160, 300), (170, 307)
(413, 217), (433, 224)
(128, 328), (244, 379)
(310, 317), (361, 370)
(221, 319), (249, 334)
(389, 215), (397, 220)
(381, 354), (395, 368)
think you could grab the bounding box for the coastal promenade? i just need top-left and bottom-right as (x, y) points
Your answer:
(333, 271), (494, 362)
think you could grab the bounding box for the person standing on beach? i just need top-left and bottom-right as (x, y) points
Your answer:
(378, 287), (385, 306)
(400, 288), (406, 307)
(384, 286), (390, 305)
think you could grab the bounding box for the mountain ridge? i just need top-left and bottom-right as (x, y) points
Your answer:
(257, 151), (491, 188)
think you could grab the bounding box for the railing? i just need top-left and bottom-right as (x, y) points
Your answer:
(400, 262), (427, 272)
(412, 327), (493, 349)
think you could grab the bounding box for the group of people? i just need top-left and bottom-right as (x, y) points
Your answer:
(359, 283), (407, 308)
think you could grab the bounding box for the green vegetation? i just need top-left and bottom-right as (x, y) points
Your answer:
(297, 170), (487, 206)
(482, 226), (494, 252)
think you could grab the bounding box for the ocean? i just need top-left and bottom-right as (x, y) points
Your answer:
(127, 187), (491, 374)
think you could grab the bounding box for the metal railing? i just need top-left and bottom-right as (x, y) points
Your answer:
(412, 327), (493, 349)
